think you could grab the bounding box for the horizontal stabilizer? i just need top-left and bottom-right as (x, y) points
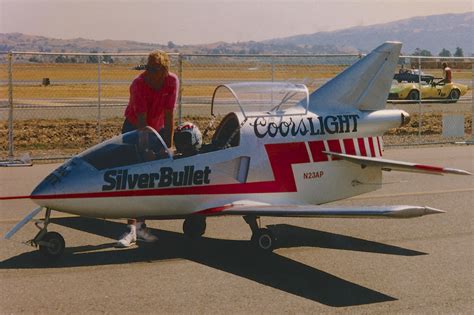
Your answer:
(308, 41), (402, 112)
(324, 151), (472, 175)
(197, 202), (445, 219)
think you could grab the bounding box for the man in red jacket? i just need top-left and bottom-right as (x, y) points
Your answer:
(116, 50), (179, 248)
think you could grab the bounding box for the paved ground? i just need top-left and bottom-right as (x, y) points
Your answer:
(0, 146), (472, 314)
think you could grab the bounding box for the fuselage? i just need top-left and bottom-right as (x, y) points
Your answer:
(30, 108), (408, 219)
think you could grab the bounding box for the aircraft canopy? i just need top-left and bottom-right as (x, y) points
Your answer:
(211, 82), (309, 117)
(79, 127), (171, 170)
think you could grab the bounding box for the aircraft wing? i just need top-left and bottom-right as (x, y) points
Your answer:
(324, 151), (471, 175)
(197, 201), (445, 219)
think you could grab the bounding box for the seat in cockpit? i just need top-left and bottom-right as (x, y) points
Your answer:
(211, 113), (240, 149)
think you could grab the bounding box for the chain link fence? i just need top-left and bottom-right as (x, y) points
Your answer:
(0, 51), (472, 162)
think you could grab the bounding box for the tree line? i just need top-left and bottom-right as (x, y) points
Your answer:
(411, 47), (464, 57)
(24, 46), (467, 64)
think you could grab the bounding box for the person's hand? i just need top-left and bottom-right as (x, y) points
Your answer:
(143, 148), (156, 161)
(138, 129), (149, 151)
(160, 128), (171, 147)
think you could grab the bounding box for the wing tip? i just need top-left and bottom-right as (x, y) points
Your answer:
(443, 168), (472, 176)
(424, 206), (446, 215)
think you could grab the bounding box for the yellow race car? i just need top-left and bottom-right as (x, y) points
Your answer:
(388, 79), (469, 102)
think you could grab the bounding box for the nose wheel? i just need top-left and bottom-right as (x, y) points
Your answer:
(38, 231), (65, 259)
(27, 208), (66, 260)
(244, 216), (275, 252)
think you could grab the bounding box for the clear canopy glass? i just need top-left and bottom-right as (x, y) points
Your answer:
(211, 82), (309, 117)
(79, 127), (171, 170)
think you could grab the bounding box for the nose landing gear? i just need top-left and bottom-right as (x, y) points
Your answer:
(27, 208), (66, 260)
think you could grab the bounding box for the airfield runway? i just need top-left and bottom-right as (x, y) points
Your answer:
(0, 146), (472, 313)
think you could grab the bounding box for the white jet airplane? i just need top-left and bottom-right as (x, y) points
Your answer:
(3, 42), (471, 259)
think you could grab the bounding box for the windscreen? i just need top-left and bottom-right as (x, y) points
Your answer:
(79, 128), (170, 170)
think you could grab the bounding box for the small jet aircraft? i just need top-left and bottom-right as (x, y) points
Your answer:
(3, 42), (471, 259)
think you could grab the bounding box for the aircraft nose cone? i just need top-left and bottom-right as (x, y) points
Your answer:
(31, 160), (76, 198)
(31, 173), (60, 198)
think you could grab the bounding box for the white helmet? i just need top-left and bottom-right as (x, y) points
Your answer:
(174, 122), (202, 154)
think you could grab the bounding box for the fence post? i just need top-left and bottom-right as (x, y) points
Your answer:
(97, 54), (102, 142)
(7, 51), (14, 161)
(417, 56), (422, 140)
(178, 54), (183, 125)
(471, 62), (473, 143)
(271, 55), (275, 82)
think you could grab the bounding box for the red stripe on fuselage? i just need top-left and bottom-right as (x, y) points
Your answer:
(327, 139), (342, 160)
(308, 140), (328, 162)
(264, 142), (311, 191)
(368, 137), (376, 157)
(343, 139), (356, 155)
(357, 138), (367, 156)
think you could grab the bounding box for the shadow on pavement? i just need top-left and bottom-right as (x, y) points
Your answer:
(0, 217), (423, 307)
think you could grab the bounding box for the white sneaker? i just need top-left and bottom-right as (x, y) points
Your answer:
(115, 225), (137, 248)
(136, 223), (158, 242)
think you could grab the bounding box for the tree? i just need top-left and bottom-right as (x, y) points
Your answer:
(412, 48), (432, 56)
(454, 47), (464, 57)
(167, 41), (176, 49)
(29, 56), (41, 63)
(55, 55), (68, 63)
(438, 48), (451, 57)
(87, 50), (99, 63)
(102, 52), (114, 64)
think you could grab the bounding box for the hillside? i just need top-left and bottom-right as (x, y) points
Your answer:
(265, 12), (473, 55)
(0, 12), (472, 55)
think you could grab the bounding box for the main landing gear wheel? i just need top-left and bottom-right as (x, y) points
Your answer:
(243, 215), (276, 252)
(183, 216), (206, 239)
(251, 228), (275, 252)
(39, 231), (65, 259)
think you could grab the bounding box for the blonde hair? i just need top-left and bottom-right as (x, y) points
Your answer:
(147, 50), (170, 73)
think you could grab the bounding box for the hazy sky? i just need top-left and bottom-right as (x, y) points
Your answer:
(1, 0), (472, 45)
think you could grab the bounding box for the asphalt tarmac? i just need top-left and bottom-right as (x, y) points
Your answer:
(0, 146), (473, 314)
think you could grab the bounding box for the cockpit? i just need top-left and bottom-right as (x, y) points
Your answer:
(78, 82), (309, 170)
(79, 127), (171, 170)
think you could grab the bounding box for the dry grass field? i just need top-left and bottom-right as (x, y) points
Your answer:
(1, 63), (471, 99)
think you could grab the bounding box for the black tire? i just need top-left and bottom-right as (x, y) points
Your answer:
(39, 232), (65, 259)
(448, 89), (460, 101)
(407, 90), (420, 101)
(183, 216), (206, 239)
(251, 228), (275, 252)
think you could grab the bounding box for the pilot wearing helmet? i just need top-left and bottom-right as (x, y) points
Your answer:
(174, 122), (202, 158)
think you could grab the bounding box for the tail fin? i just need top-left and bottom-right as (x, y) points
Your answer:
(308, 41), (402, 112)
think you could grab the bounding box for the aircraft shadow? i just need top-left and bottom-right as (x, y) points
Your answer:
(0, 217), (419, 307)
(269, 224), (426, 256)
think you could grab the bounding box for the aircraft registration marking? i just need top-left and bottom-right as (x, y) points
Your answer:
(303, 170), (324, 179)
